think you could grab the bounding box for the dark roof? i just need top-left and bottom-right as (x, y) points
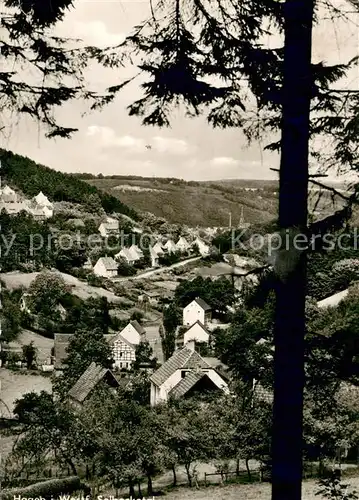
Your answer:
(68, 362), (119, 403)
(130, 320), (146, 335)
(54, 333), (116, 369)
(193, 297), (211, 311)
(150, 347), (210, 387)
(168, 372), (206, 398)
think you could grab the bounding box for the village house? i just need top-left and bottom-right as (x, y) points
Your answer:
(116, 247), (139, 265)
(153, 241), (164, 256)
(129, 244), (144, 260)
(28, 206), (47, 221)
(137, 290), (161, 308)
(83, 257), (93, 270)
(68, 362), (120, 409)
(93, 256), (118, 278)
(119, 320), (146, 345)
(182, 321), (210, 346)
(149, 343), (229, 406)
(54, 324), (146, 370)
(0, 185), (17, 203)
(116, 247), (134, 265)
(0, 201), (29, 216)
(149, 246), (160, 267)
(183, 297), (212, 326)
(163, 239), (177, 254)
(34, 191), (53, 208)
(176, 236), (190, 253)
(110, 332), (136, 369)
(192, 237), (210, 257)
(98, 217), (120, 238)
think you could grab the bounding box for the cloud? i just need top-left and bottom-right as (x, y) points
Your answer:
(152, 136), (189, 155)
(210, 157), (239, 167)
(86, 126), (190, 155)
(56, 20), (125, 47)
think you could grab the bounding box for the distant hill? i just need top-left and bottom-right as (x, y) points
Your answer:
(0, 150), (138, 220)
(85, 175), (345, 227)
(86, 176), (278, 227)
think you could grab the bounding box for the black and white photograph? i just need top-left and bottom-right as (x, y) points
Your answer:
(1, 1), (359, 499)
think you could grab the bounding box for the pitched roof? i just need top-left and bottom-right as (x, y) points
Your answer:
(97, 257), (118, 270)
(191, 297), (212, 311)
(68, 362), (119, 403)
(117, 248), (134, 261)
(150, 347), (210, 387)
(168, 371), (206, 398)
(129, 320), (146, 335)
(149, 246), (159, 259)
(130, 244), (144, 256)
(54, 333), (116, 369)
(108, 332), (135, 350)
(317, 289), (349, 309)
(186, 320), (210, 335)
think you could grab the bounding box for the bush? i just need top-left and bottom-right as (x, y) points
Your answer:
(1, 476), (88, 500)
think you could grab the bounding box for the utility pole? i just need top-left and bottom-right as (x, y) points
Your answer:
(271, 1), (314, 500)
(228, 212), (232, 228)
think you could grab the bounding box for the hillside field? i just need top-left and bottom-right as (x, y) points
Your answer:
(87, 176), (346, 227)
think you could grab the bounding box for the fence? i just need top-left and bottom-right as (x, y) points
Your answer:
(204, 468), (261, 486)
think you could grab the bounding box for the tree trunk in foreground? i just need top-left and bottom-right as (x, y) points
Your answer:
(271, 1), (314, 499)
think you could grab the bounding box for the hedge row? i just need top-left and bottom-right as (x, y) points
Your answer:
(1, 476), (89, 500)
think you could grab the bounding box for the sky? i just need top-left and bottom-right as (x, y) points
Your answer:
(1, 0), (359, 181)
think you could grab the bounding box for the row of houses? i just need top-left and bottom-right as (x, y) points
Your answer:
(54, 320), (146, 371)
(0, 187), (53, 219)
(66, 342), (230, 408)
(89, 237), (211, 279)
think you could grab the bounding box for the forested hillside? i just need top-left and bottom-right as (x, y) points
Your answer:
(0, 150), (138, 220)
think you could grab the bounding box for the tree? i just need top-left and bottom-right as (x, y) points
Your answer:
(22, 341), (37, 369)
(28, 271), (69, 315)
(133, 341), (155, 371)
(0, 0), (119, 138)
(55, 328), (114, 394)
(159, 321), (176, 362)
(111, 1), (359, 495)
(11, 391), (97, 477)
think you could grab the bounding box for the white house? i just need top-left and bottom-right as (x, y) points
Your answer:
(149, 246), (160, 267)
(83, 257), (93, 270)
(28, 206), (47, 221)
(129, 244), (144, 260)
(116, 247), (138, 265)
(163, 239), (177, 254)
(0, 201), (29, 215)
(150, 344), (229, 406)
(176, 236), (190, 253)
(119, 320), (146, 345)
(93, 257), (118, 278)
(110, 332), (136, 369)
(34, 191), (53, 208)
(153, 242), (164, 256)
(183, 297), (212, 326)
(183, 321), (210, 345)
(98, 217), (120, 238)
(0, 186), (17, 203)
(193, 237), (210, 257)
